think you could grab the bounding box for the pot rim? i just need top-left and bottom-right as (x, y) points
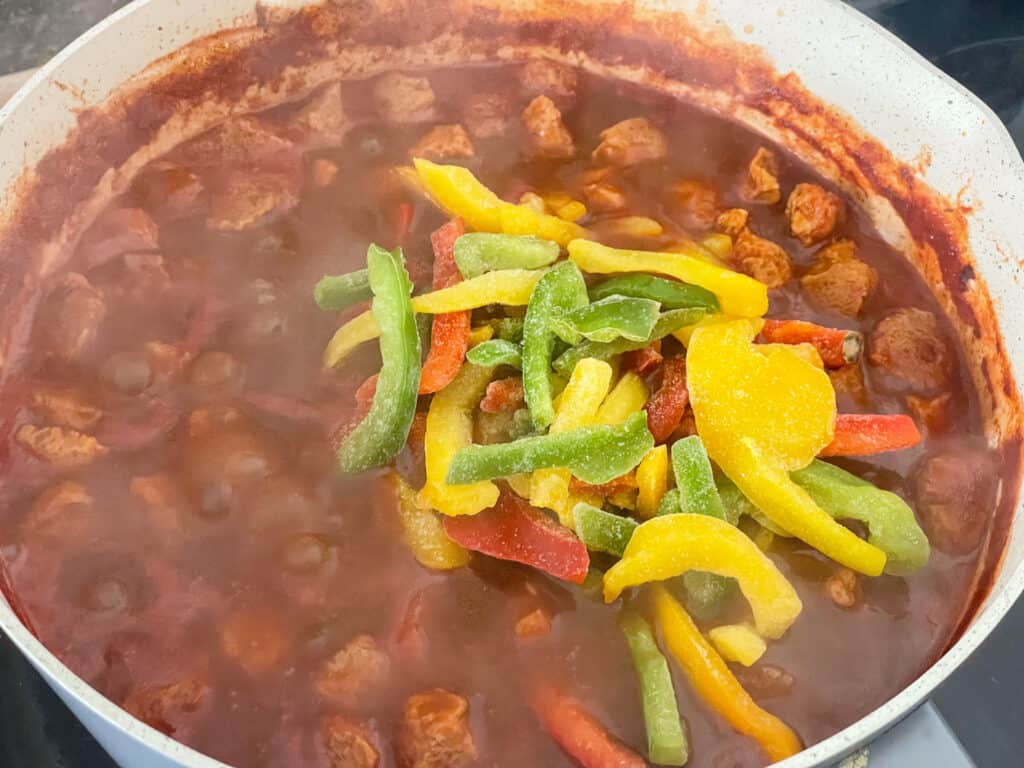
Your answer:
(0, 1), (1021, 766)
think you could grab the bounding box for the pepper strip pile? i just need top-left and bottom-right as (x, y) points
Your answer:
(418, 219), (471, 394)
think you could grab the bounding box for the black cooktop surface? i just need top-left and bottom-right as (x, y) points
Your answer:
(2, 1), (1024, 766)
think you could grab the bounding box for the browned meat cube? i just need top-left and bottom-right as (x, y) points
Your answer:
(735, 664), (795, 699)
(582, 169), (627, 212)
(123, 678), (207, 735)
(188, 350), (247, 394)
(134, 163), (206, 222)
(38, 273), (107, 362)
(514, 607), (552, 638)
(22, 481), (93, 540)
(78, 207), (160, 270)
(311, 158), (339, 188)
(786, 182), (845, 245)
(409, 124), (475, 161)
(520, 60), (578, 105)
(206, 171), (300, 231)
(732, 230), (792, 288)
(743, 147), (781, 204)
(670, 179), (719, 230)
(372, 72), (436, 123)
(220, 608), (291, 676)
(395, 689), (477, 768)
(29, 387), (102, 431)
(916, 450), (997, 555)
(16, 425), (108, 468)
(174, 116), (297, 169)
(829, 364), (868, 407)
(716, 207), (750, 238)
(321, 715), (380, 768)
(130, 473), (186, 536)
(291, 82), (348, 150)
(907, 392), (953, 436)
(187, 404), (245, 438)
(825, 568), (862, 609)
(316, 634), (390, 706)
(462, 92), (512, 139)
(868, 308), (951, 391)
(521, 96), (575, 160)
(593, 117), (667, 167)
(801, 239), (878, 317)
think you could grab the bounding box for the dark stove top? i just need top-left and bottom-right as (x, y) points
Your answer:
(2, 1), (1024, 766)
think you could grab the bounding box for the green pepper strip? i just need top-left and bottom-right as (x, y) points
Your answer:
(314, 269), (372, 311)
(494, 317), (525, 342)
(466, 339), (523, 369)
(552, 296), (661, 345)
(717, 476), (786, 533)
(522, 261), (589, 429)
(669, 436), (726, 519)
(590, 274), (720, 312)
(446, 411), (654, 486)
(680, 571), (739, 622)
(336, 245), (421, 473)
(553, 308), (707, 377)
(454, 233), (560, 279)
(573, 503), (638, 558)
(619, 612), (690, 767)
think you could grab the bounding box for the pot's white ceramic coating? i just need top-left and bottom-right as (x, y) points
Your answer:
(1, 1), (1022, 766)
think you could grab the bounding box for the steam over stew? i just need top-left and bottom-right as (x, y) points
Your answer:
(0, 61), (1005, 767)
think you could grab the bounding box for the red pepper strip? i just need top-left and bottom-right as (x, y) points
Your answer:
(479, 377), (526, 414)
(532, 684), (646, 768)
(394, 201), (415, 247)
(355, 374), (378, 408)
(761, 319), (863, 368)
(419, 219), (472, 395)
(820, 413), (922, 457)
(443, 491), (590, 584)
(644, 358), (689, 444)
(570, 472), (637, 498)
(622, 340), (663, 375)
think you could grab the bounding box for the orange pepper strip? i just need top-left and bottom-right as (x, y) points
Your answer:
(761, 319), (862, 369)
(479, 377), (525, 414)
(820, 413), (922, 457)
(644, 358), (689, 444)
(419, 219), (471, 394)
(651, 585), (802, 763)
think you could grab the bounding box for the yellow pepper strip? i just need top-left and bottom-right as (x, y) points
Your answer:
(699, 233), (733, 261)
(506, 473), (533, 499)
(652, 585), (802, 763)
(593, 372), (649, 426)
(610, 488), (638, 511)
(636, 445), (669, 519)
(394, 474), (469, 570)
(419, 364), (501, 517)
(568, 239), (768, 318)
(603, 514), (802, 639)
(707, 623), (767, 667)
(323, 270), (543, 369)
(594, 216), (664, 238)
(556, 200), (587, 222)
(530, 358), (613, 525)
(468, 324), (495, 347)
(687, 319), (887, 576)
(414, 158), (588, 245)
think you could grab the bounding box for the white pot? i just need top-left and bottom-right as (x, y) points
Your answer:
(0, 1), (1021, 766)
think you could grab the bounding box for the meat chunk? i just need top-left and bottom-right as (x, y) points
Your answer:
(593, 117), (667, 167)
(462, 92), (512, 139)
(671, 179), (719, 230)
(786, 183), (845, 245)
(220, 608), (291, 676)
(514, 607), (552, 638)
(174, 116), (297, 169)
(907, 392), (953, 436)
(22, 481), (93, 540)
(829, 364), (868, 407)
(29, 387), (102, 431)
(188, 350), (247, 394)
(206, 170), (300, 231)
(520, 60), (578, 105)
(743, 147), (781, 204)
(916, 450), (997, 555)
(801, 239), (878, 317)
(735, 664), (795, 699)
(825, 568), (862, 609)
(310, 158), (339, 188)
(716, 207), (750, 238)
(122, 678), (207, 735)
(868, 308), (951, 391)
(409, 124), (475, 161)
(395, 689), (477, 768)
(521, 96), (575, 160)
(316, 634), (390, 706)
(372, 72), (436, 123)
(322, 715), (380, 768)
(130, 473), (186, 536)
(134, 162), (206, 221)
(582, 171), (627, 212)
(291, 82), (348, 150)
(78, 207), (160, 270)
(732, 230), (792, 288)
(38, 273), (107, 362)
(16, 425), (108, 468)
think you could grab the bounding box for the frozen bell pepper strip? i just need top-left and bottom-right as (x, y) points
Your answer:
(572, 503), (638, 557)
(761, 319), (863, 368)
(716, 477), (786, 533)
(645, 358), (690, 444)
(453, 232), (560, 278)
(603, 514), (802, 639)
(530, 358), (614, 523)
(568, 239), (768, 318)
(552, 297), (662, 345)
(479, 376), (526, 414)
(570, 472), (637, 500)
(393, 474), (469, 569)
(323, 309), (381, 369)
(622, 342), (663, 375)
(651, 585), (803, 763)
(618, 612), (690, 767)
(707, 623), (767, 668)
(499, 198), (590, 246)
(594, 372), (650, 427)
(523, 261), (590, 429)
(553, 308), (706, 377)
(494, 316), (525, 342)
(792, 459), (930, 574)
(682, 571), (738, 621)
(636, 445), (669, 518)
(687, 318), (887, 577)
(670, 436), (726, 519)
(419, 218), (471, 395)
(446, 411), (655, 486)
(466, 339), (522, 369)
(442, 491), (590, 583)
(468, 324), (494, 347)
(590, 274), (720, 312)
(314, 269), (372, 311)
(820, 413), (922, 457)
(336, 245), (421, 473)
(418, 363), (500, 517)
